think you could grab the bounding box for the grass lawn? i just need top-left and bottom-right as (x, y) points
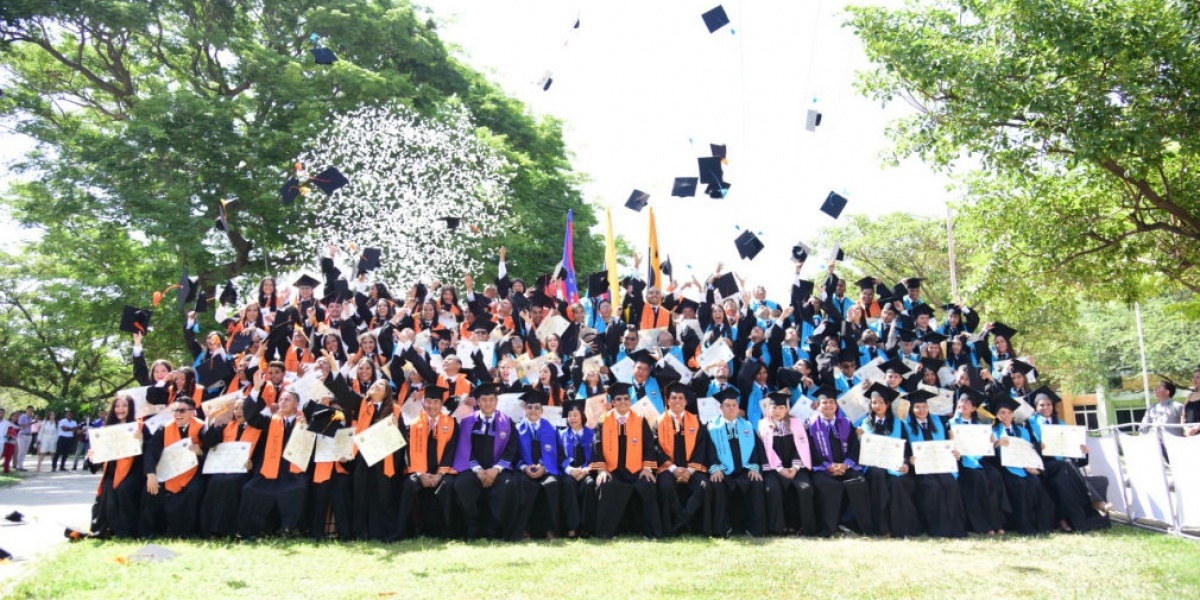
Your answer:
(0, 471), (25, 488)
(6, 525), (1198, 599)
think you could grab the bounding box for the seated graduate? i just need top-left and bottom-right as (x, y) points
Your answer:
(808, 391), (874, 537)
(453, 383), (524, 541)
(559, 400), (596, 539)
(854, 383), (921, 538)
(140, 397), (206, 538)
(949, 388), (1007, 535)
(758, 391), (818, 537)
(346, 377), (403, 542)
(988, 396), (1055, 535)
(88, 393), (144, 539)
(624, 349), (668, 413)
(199, 397), (260, 538)
(304, 379), (354, 541)
(589, 382), (663, 539)
(706, 387), (768, 537)
(905, 389), (966, 538)
(397, 385), (459, 539)
(239, 386), (309, 538)
(655, 382), (713, 537)
(1029, 389), (1110, 533)
(514, 389), (567, 540)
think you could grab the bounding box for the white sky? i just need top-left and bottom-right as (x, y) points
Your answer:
(0, 1), (960, 299)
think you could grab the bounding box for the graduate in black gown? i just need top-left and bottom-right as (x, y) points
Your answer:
(706, 390), (768, 537)
(590, 382), (663, 539)
(855, 384), (922, 538)
(342, 377), (404, 541)
(199, 398), (259, 538)
(988, 396), (1055, 534)
(655, 383), (713, 537)
(1030, 391), (1110, 533)
(397, 385), (459, 539)
(905, 389), (966, 538)
(304, 386), (355, 541)
(140, 398), (206, 537)
(758, 391), (818, 536)
(559, 401), (597, 538)
(949, 388), (1008, 535)
(807, 392), (874, 537)
(514, 389), (567, 539)
(88, 394), (144, 539)
(453, 383), (524, 541)
(238, 386), (309, 538)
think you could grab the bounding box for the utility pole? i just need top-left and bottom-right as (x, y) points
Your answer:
(946, 204), (958, 302)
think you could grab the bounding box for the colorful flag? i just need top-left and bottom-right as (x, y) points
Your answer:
(647, 207), (663, 288)
(605, 208), (620, 303)
(561, 210), (579, 304)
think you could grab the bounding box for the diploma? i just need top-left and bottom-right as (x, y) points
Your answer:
(541, 406), (565, 428)
(631, 397), (661, 429)
(661, 352), (694, 384)
(918, 384), (955, 417)
(837, 387), (869, 425)
(856, 358), (887, 385)
(456, 341), (495, 370)
(156, 438), (198, 482)
(857, 433), (906, 472)
(535, 315), (571, 342)
(636, 328), (665, 351)
(496, 393), (526, 422)
(353, 416), (406, 467)
(519, 354), (551, 385)
(290, 374), (332, 404)
(144, 410), (174, 435)
(126, 386), (167, 418)
(88, 422), (143, 464)
(201, 391), (242, 421)
(1011, 400), (1035, 423)
(202, 442), (252, 474)
(891, 398), (911, 422)
(581, 354), (605, 375)
(697, 397), (721, 425)
(678, 318), (703, 342)
(609, 357), (635, 383)
(1001, 436), (1044, 470)
(789, 397), (814, 422)
(910, 440), (958, 475)
(585, 394), (610, 427)
(314, 428), (356, 463)
(698, 342), (735, 372)
(282, 427), (317, 471)
(951, 424), (995, 457)
(451, 403), (474, 421)
(399, 396), (424, 426)
(1039, 424), (1087, 458)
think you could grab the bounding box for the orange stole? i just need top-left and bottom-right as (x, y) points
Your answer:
(406, 414), (456, 474)
(223, 421), (261, 445)
(162, 418), (204, 493)
(594, 411), (654, 473)
(100, 417), (143, 494)
(260, 415), (304, 479)
(285, 346), (314, 374)
(657, 412), (704, 473)
(639, 304), (672, 330)
(437, 375), (472, 399)
(355, 401), (401, 477)
(260, 382), (287, 407)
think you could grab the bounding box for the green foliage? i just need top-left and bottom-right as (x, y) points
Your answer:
(847, 0), (1200, 306)
(0, 0), (601, 401)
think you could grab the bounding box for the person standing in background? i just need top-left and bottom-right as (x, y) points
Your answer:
(36, 411), (58, 472)
(15, 406), (35, 472)
(52, 409), (78, 472)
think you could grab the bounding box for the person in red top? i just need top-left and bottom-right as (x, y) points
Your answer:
(140, 398), (206, 537)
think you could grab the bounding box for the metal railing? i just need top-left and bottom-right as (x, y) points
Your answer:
(1084, 422), (1197, 538)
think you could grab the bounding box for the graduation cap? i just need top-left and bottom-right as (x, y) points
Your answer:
(697, 156), (724, 185)
(305, 405), (343, 435)
(878, 357), (911, 375)
(660, 256), (673, 278)
(853, 276), (875, 290)
(701, 5), (730, 33)
(608, 382), (634, 399)
(586, 271), (609, 298)
(64, 526), (90, 542)
(990, 322), (1018, 340)
(227, 331), (255, 355)
(734, 230), (764, 260)
(193, 286), (211, 314)
(973, 339), (993, 366)
(469, 317), (498, 335)
(922, 331), (947, 346)
(775, 368), (803, 390)
(792, 279), (815, 305)
(1031, 385), (1061, 404)
(280, 177), (302, 205)
(625, 189), (650, 212)
(431, 329), (454, 344)
(539, 71), (554, 91)
(904, 278), (923, 290)
(895, 328), (919, 343)
(672, 177), (699, 197)
(438, 217), (461, 230)
(906, 388), (937, 405)
(195, 357), (234, 388)
(963, 364), (985, 391)
(357, 247), (382, 275)
(677, 297), (700, 314)
(293, 274), (320, 289)
(176, 267), (196, 310)
(666, 381), (695, 400)
(521, 388), (549, 406)
(474, 382), (501, 398)
(311, 47), (337, 64)
(705, 180), (731, 199)
(218, 281), (238, 306)
(709, 143), (727, 159)
(214, 198), (233, 232)
(957, 386), (986, 406)
(812, 384), (839, 400)
(920, 357), (945, 374)
(323, 279), (352, 304)
(712, 272), (739, 298)
(310, 167), (348, 195)
(119, 306), (152, 334)
(713, 386), (740, 403)
(837, 348), (860, 365)
(827, 244), (845, 263)
(792, 241), (813, 263)
(5, 510), (24, 523)
(629, 349), (656, 365)
(423, 385), (448, 401)
(765, 390), (792, 407)
(866, 382), (899, 403)
(1009, 359), (1035, 376)
(805, 109), (822, 131)
(911, 304), (936, 319)
(820, 191), (848, 219)
(992, 396), (1023, 414)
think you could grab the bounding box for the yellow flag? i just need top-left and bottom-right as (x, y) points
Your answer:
(605, 208), (620, 302)
(648, 207), (662, 287)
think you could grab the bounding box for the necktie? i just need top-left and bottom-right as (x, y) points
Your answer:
(573, 436), (585, 466)
(482, 418), (490, 435)
(1006, 428), (1014, 437)
(652, 306), (659, 322)
(428, 417), (436, 433)
(830, 424), (844, 463)
(531, 427), (542, 464)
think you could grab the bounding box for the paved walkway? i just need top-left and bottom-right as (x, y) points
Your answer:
(0, 469), (99, 592)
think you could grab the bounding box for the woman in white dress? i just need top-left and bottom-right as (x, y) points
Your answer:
(36, 411), (59, 472)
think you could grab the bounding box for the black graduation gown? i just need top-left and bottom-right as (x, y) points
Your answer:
(807, 422), (874, 537)
(239, 399), (309, 538)
(397, 418), (460, 539)
(591, 417), (663, 539)
(655, 416), (713, 536)
(199, 422), (254, 538)
(708, 424), (768, 538)
(860, 417), (921, 538)
(906, 417), (966, 538)
(987, 423), (1055, 534)
(453, 416), (523, 541)
(762, 428), (818, 537)
(1038, 418), (1110, 532)
(89, 428), (145, 539)
(140, 421), (207, 538)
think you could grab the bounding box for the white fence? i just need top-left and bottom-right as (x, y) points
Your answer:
(1088, 423), (1200, 535)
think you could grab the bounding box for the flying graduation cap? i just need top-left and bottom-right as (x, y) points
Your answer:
(438, 217), (461, 230)
(218, 281), (237, 306)
(119, 306), (152, 334)
(734, 230), (763, 260)
(792, 241), (813, 262)
(312, 47), (337, 65)
(176, 267), (196, 310)
(357, 247), (382, 275)
(625, 189), (650, 212)
(805, 109), (823, 131)
(672, 177), (698, 197)
(820, 191), (848, 219)
(213, 198), (234, 232)
(702, 5), (730, 33)
(310, 167), (348, 194)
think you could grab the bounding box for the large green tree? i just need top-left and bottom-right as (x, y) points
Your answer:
(847, 0), (1200, 307)
(0, 0), (601, 405)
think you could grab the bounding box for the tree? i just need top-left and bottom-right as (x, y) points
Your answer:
(846, 0), (1200, 307)
(0, 0), (602, 399)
